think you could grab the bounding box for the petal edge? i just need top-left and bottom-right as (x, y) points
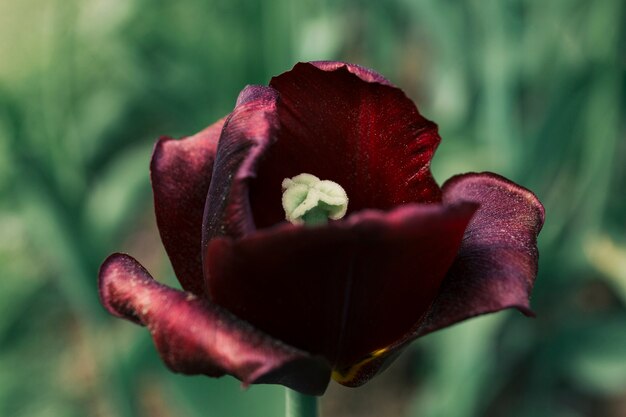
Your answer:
(308, 61), (393, 85)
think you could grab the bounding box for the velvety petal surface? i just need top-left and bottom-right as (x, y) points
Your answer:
(202, 85), (279, 253)
(99, 253), (331, 395)
(416, 172), (545, 336)
(249, 62), (442, 228)
(205, 203), (477, 371)
(151, 118), (226, 295)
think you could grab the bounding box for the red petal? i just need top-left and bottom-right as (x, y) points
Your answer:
(248, 62), (442, 228)
(98, 253), (331, 395)
(205, 203), (476, 370)
(151, 118), (226, 295)
(201, 85), (279, 251)
(330, 174), (544, 387)
(320, 172), (546, 387)
(416, 172), (545, 336)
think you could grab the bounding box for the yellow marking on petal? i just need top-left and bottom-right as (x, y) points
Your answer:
(331, 347), (389, 384)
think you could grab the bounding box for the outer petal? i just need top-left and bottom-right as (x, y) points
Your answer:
(331, 173), (544, 387)
(202, 85), (279, 250)
(205, 203), (477, 371)
(416, 172), (545, 336)
(249, 62), (442, 228)
(151, 118), (226, 295)
(98, 253), (331, 395)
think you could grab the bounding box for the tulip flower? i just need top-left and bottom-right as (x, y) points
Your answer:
(99, 62), (545, 401)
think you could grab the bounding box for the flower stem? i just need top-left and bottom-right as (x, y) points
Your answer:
(285, 388), (318, 417)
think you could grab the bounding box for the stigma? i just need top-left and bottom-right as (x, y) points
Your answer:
(281, 173), (348, 226)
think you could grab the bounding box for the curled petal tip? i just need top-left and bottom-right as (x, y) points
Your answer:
(98, 252), (145, 324)
(236, 85), (279, 107)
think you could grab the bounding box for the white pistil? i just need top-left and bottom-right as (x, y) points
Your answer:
(281, 173), (349, 226)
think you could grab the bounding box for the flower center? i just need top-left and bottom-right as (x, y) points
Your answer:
(281, 173), (348, 226)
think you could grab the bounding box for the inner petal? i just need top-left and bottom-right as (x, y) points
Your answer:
(249, 63), (442, 229)
(206, 204), (476, 369)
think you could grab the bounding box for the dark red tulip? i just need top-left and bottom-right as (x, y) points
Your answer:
(99, 62), (545, 396)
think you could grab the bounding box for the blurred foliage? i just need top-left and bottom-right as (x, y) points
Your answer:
(0, 0), (625, 416)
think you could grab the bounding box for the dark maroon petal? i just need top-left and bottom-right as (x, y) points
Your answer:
(416, 172), (545, 336)
(98, 253), (331, 395)
(201, 85), (279, 252)
(205, 203), (477, 370)
(248, 62), (442, 229)
(151, 118), (226, 295)
(324, 173), (545, 387)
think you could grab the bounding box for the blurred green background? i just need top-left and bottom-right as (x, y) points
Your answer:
(1, 0), (625, 416)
